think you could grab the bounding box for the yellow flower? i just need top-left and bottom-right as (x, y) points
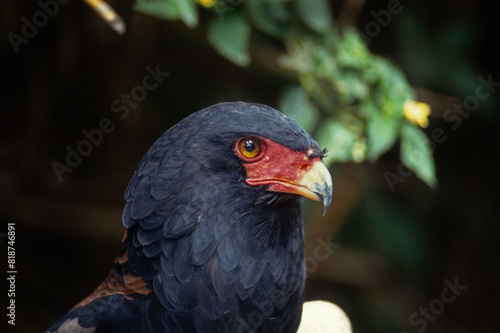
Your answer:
(197, 0), (216, 8)
(404, 100), (431, 128)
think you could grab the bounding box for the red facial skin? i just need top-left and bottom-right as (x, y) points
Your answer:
(235, 137), (324, 202)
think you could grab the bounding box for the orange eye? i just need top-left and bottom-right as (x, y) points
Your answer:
(237, 137), (263, 161)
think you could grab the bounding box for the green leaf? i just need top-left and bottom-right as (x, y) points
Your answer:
(336, 29), (371, 69)
(372, 57), (414, 117)
(317, 119), (359, 165)
(296, 0), (333, 33)
(400, 123), (437, 188)
(366, 109), (398, 161)
(246, 0), (290, 38)
(174, 0), (198, 28)
(134, 0), (198, 27)
(278, 86), (319, 133)
(208, 14), (251, 66)
(134, 0), (179, 20)
(335, 71), (370, 105)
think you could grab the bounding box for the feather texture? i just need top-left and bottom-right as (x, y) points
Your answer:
(48, 102), (328, 333)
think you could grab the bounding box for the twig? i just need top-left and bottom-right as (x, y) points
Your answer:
(83, 0), (126, 35)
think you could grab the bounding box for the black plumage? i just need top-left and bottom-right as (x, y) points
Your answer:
(48, 102), (332, 333)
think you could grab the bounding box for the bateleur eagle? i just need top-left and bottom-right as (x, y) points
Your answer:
(47, 102), (333, 333)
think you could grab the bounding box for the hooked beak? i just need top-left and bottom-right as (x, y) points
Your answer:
(246, 158), (333, 215)
(293, 160), (333, 215)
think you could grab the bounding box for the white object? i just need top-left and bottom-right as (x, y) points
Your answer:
(297, 300), (353, 333)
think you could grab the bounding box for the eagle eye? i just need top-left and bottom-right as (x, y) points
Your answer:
(236, 137), (264, 161)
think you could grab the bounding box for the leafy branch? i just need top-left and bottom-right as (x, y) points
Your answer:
(133, 0), (437, 188)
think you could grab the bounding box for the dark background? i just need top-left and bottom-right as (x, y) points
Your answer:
(1, 0), (499, 332)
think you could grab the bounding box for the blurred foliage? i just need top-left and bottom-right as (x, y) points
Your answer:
(133, 0), (436, 188)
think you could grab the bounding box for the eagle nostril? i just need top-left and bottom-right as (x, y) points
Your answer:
(300, 164), (311, 172)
